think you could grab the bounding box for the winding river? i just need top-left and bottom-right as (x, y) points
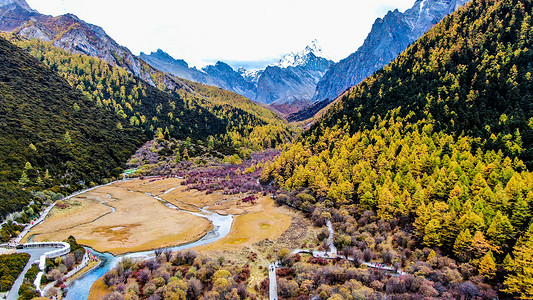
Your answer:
(64, 191), (234, 300)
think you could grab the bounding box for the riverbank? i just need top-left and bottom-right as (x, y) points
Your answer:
(66, 258), (101, 285)
(193, 197), (293, 252)
(87, 277), (108, 300)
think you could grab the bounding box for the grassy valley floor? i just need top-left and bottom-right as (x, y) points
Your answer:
(22, 184), (213, 255)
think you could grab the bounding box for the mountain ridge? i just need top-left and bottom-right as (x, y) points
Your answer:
(0, 0), (32, 11)
(0, 2), (154, 84)
(140, 41), (333, 112)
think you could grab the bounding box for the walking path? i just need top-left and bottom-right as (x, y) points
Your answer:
(3, 181), (122, 247)
(7, 250), (43, 300)
(1, 179), (134, 299)
(7, 242), (69, 300)
(2, 178), (139, 247)
(268, 262), (278, 300)
(36, 252), (92, 296)
(326, 219), (337, 256)
(10, 204), (56, 245)
(292, 220), (406, 274)
(269, 219), (339, 299)
(361, 262), (407, 275)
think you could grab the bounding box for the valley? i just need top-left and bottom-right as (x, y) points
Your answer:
(24, 175), (301, 256)
(2, 0), (533, 299)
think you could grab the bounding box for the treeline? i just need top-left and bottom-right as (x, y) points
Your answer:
(262, 0), (533, 298)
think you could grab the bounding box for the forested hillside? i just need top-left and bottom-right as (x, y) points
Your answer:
(263, 0), (533, 298)
(143, 70), (293, 152)
(313, 0), (533, 166)
(0, 36), (147, 218)
(5, 34), (292, 155)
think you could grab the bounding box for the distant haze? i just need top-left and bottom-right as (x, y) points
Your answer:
(26, 0), (415, 69)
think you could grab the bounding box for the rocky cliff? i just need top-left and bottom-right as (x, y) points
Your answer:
(313, 0), (470, 103)
(202, 61), (257, 100)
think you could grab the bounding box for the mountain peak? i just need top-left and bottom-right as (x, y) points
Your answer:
(275, 39), (330, 68)
(215, 61), (232, 69)
(304, 39), (323, 55)
(202, 61), (235, 73)
(0, 0), (32, 11)
(140, 49), (189, 69)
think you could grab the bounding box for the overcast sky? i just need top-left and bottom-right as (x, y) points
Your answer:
(25, 0), (415, 69)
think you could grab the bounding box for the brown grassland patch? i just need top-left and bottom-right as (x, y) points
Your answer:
(25, 185), (212, 255)
(115, 177), (184, 196)
(88, 277), (110, 300)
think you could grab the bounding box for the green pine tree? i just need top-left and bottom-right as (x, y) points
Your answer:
(504, 225), (533, 299)
(454, 229), (473, 262)
(487, 211), (514, 249)
(479, 251), (496, 279)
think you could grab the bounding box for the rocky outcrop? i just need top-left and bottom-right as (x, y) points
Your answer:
(139, 49), (210, 85)
(0, 0), (153, 84)
(313, 0), (470, 103)
(0, 0), (37, 31)
(0, 0), (31, 11)
(202, 61), (257, 100)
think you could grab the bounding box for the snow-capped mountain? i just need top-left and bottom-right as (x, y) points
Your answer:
(256, 43), (333, 107)
(238, 68), (263, 85)
(312, 0), (470, 105)
(140, 40), (333, 113)
(275, 39), (330, 68)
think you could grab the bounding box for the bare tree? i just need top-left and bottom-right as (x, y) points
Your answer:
(64, 254), (75, 270)
(74, 249), (85, 262)
(163, 249), (172, 262)
(154, 248), (164, 258)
